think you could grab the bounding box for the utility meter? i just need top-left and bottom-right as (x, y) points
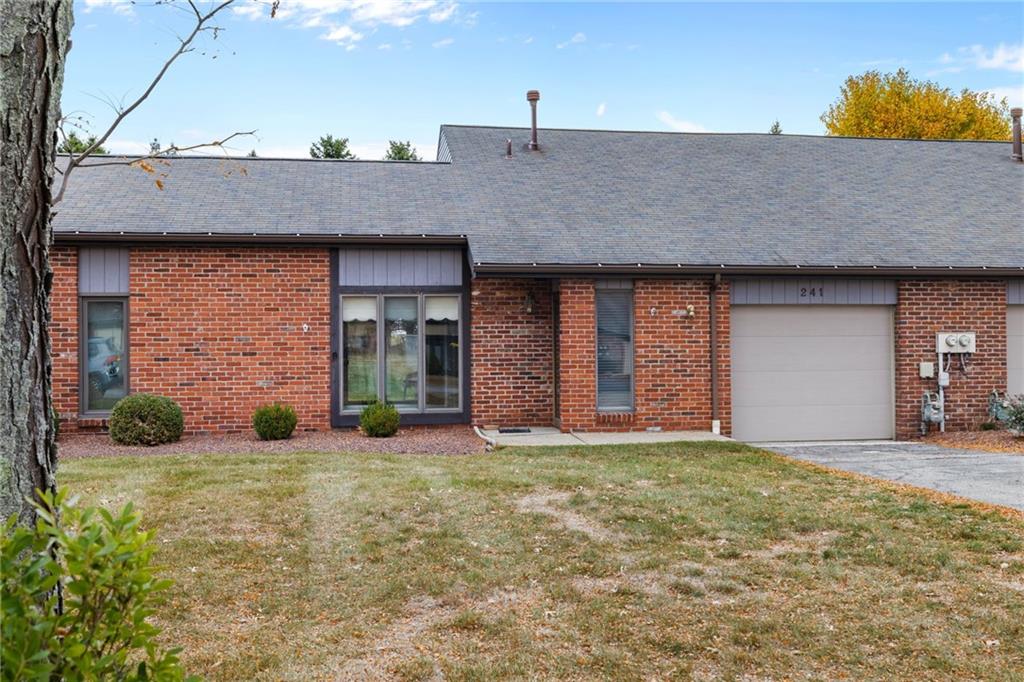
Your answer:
(936, 332), (976, 354)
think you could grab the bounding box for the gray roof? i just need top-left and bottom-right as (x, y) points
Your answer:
(53, 125), (1024, 271)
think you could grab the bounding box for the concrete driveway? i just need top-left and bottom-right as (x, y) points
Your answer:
(761, 441), (1024, 511)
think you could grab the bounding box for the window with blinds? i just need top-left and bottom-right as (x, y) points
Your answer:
(596, 289), (634, 411)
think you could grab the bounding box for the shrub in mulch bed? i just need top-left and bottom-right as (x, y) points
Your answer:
(108, 393), (184, 446)
(360, 401), (400, 438)
(252, 403), (298, 440)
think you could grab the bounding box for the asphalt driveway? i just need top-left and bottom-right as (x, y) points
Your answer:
(762, 442), (1024, 511)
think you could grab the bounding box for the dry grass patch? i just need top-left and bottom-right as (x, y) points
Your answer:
(60, 442), (1024, 680)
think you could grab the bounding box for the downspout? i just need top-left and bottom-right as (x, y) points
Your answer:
(709, 273), (721, 435)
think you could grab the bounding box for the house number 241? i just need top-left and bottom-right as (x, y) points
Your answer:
(800, 287), (824, 298)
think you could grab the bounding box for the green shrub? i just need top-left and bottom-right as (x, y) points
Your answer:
(360, 400), (400, 438)
(1, 489), (197, 681)
(1007, 397), (1024, 437)
(252, 403), (298, 440)
(109, 394), (184, 446)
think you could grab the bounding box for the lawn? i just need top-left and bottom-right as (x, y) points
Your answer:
(60, 442), (1023, 681)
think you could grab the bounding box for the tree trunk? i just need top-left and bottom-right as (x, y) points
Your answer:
(1, 0), (73, 525)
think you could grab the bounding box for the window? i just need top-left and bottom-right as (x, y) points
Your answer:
(340, 294), (461, 412)
(596, 289), (633, 410)
(424, 296), (460, 408)
(81, 299), (128, 414)
(341, 296), (378, 409)
(384, 297), (419, 407)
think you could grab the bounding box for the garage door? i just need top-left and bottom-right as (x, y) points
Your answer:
(1010, 306), (1024, 396)
(731, 306), (894, 441)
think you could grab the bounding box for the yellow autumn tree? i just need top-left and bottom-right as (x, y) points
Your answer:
(821, 69), (1011, 140)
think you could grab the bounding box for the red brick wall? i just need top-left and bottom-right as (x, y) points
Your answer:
(129, 247), (331, 433)
(631, 279), (731, 433)
(50, 246), (333, 434)
(557, 279), (597, 430)
(895, 280), (1007, 439)
(470, 278), (553, 427)
(50, 246), (79, 429)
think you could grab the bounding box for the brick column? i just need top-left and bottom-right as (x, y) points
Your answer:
(557, 279), (596, 431)
(895, 280), (1007, 439)
(470, 278), (554, 427)
(50, 246), (79, 430)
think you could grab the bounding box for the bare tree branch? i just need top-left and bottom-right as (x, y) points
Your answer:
(73, 130), (257, 168)
(53, 0), (244, 205)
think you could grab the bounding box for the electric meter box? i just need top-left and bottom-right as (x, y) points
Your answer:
(936, 332), (976, 354)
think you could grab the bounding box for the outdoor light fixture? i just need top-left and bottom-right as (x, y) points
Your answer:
(524, 292), (535, 314)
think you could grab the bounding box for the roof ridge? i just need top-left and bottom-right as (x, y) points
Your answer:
(439, 124), (1010, 144)
(55, 153), (451, 164)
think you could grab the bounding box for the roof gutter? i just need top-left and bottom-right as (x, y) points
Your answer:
(471, 263), (1024, 277)
(54, 232), (469, 247)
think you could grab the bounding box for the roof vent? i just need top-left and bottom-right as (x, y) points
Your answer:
(527, 90), (540, 151)
(1012, 107), (1022, 163)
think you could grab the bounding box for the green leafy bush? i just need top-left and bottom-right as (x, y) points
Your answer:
(252, 403), (298, 440)
(1, 489), (196, 681)
(109, 394), (184, 446)
(360, 400), (400, 438)
(1007, 396), (1024, 437)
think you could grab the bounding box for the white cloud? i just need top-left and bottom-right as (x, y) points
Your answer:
(228, 1), (462, 50)
(656, 111), (708, 133)
(984, 85), (1024, 107)
(81, 0), (134, 16)
(556, 32), (586, 49)
(429, 4), (457, 23)
(432, 37), (454, 48)
(378, 43), (392, 50)
(936, 43), (1024, 74)
(324, 25), (363, 43)
(596, 102), (606, 117)
(523, 36), (534, 45)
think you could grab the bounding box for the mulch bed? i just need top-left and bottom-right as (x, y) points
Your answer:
(921, 429), (1024, 455)
(58, 424), (487, 459)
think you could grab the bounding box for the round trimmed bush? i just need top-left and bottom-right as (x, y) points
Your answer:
(360, 400), (400, 438)
(108, 394), (184, 446)
(252, 403), (298, 441)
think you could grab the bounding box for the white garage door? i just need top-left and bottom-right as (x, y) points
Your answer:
(1009, 306), (1024, 396)
(731, 306), (894, 441)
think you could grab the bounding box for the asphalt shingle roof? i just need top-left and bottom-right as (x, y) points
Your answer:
(53, 125), (1024, 270)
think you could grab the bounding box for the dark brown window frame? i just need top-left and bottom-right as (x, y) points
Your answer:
(79, 295), (130, 418)
(595, 287), (635, 413)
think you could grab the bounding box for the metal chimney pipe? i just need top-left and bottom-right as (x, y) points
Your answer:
(527, 90), (540, 151)
(1012, 107), (1023, 162)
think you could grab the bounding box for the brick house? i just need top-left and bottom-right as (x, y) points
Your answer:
(51, 103), (1024, 441)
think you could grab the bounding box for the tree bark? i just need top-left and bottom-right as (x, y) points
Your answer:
(1, 0), (73, 525)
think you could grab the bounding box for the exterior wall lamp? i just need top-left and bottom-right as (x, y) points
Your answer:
(524, 292), (535, 314)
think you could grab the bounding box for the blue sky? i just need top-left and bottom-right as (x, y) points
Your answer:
(65, 1), (1024, 159)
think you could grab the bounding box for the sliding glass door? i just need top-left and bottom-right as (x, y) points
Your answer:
(339, 293), (461, 414)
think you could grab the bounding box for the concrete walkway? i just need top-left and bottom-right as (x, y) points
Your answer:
(480, 427), (731, 448)
(763, 441), (1024, 511)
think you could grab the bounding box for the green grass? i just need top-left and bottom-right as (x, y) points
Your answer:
(60, 442), (1024, 680)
